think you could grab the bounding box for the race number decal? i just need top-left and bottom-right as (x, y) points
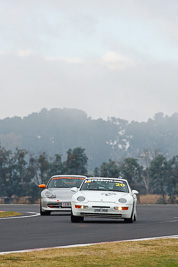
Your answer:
(115, 183), (125, 187)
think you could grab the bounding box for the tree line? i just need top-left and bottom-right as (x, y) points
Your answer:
(0, 145), (177, 203)
(0, 145), (87, 203)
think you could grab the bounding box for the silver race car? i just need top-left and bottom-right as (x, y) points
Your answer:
(38, 175), (87, 215)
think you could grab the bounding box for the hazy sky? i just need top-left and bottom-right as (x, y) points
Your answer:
(1, 0), (178, 122)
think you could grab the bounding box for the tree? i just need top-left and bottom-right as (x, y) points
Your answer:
(11, 148), (29, 196)
(99, 159), (120, 178)
(65, 147), (88, 175)
(149, 154), (168, 203)
(48, 154), (64, 177)
(167, 156), (178, 203)
(0, 145), (12, 197)
(139, 148), (162, 193)
(25, 155), (41, 202)
(0, 147), (30, 197)
(119, 158), (142, 190)
(37, 152), (50, 184)
(93, 167), (100, 177)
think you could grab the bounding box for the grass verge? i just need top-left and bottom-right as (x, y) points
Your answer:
(0, 211), (22, 218)
(0, 239), (177, 266)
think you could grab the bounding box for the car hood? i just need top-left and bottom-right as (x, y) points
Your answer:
(77, 191), (130, 203)
(47, 188), (74, 200)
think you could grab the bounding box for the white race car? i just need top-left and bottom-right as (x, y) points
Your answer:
(71, 177), (138, 223)
(38, 175), (86, 215)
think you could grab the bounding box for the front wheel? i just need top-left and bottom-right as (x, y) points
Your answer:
(40, 210), (51, 216)
(124, 205), (135, 223)
(71, 211), (84, 222)
(124, 216), (134, 223)
(40, 203), (51, 216)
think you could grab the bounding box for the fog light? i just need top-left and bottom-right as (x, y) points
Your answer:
(114, 206), (128, 210)
(75, 205), (88, 209)
(122, 207), (129, 210)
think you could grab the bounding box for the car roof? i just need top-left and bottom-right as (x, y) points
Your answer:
(86, 177), (128, 182)
(51, 175), (87, 178)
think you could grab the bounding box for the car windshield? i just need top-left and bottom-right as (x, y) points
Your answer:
(80, 179), (129, 193)
(48, 177), (85, 188)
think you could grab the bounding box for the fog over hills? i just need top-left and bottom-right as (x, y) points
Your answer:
(0, 108), (178, 170)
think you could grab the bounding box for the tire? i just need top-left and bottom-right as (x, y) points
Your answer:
(40, 210), (51, 216)
(71, 211), (84, 223)
(124, 205), (135, 223)
(40, 203), (51, 216)
(124, 216), (134, 223)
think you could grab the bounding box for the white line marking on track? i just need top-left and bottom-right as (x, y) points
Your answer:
(158, 219), (178, 223)
(0, 212), (40, 220)
(0, 235), (177, 255)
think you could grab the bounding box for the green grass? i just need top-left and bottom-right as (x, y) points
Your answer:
(0, 211), (22, 218)
(0, 239), (177, 266)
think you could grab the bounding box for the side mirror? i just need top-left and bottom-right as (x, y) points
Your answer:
(132, 190), (139, 195)
(38, 184), (46, 189)
(71, 187), (78, 192)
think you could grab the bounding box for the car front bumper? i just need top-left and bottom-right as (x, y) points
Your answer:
(41, 197), (71, 212)
(71, 202), (133, 219)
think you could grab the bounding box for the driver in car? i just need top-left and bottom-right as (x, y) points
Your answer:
(88, 181), (98, 190)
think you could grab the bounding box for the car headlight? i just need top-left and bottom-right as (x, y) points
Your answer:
(77, 196), (85, 201)
(119, 198), (127, 204)
(45, 190), (56, 198)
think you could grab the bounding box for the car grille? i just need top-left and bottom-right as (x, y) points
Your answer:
(47, 204), (60, 208)
(92, 206), (110, 208)
(47, 203), (71, 208)
(80, 212), (122, 218)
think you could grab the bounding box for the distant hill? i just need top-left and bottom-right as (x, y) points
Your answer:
(0, 108), (178, 170)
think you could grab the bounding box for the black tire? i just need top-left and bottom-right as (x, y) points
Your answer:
(124, 216), (134, 223)
(71, 211), (84, 223)
(40, 210), (51, 216)
(40, 203), (51, 216)
(124, 205), (135, 223)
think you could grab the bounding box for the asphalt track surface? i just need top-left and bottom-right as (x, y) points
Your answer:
(0, 204), (178, 253)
